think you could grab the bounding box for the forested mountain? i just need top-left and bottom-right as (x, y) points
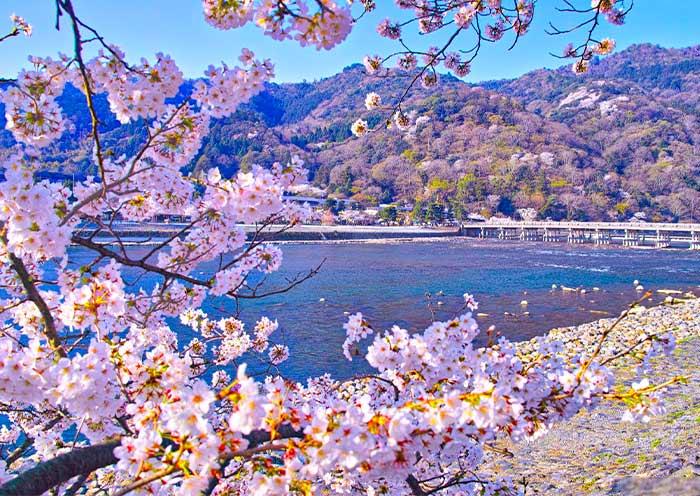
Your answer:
(2, 43), (699, 221)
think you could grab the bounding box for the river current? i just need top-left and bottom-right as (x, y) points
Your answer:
(66, 239), (700, 380)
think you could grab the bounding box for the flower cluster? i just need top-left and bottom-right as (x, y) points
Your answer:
(351, 118), (369, 137)
(376, 18), (401, 40)
(192, 52), (274, 118)
(354, 0), (625, 135)
(87, 48), (183, 123)
(342, 312), (372, 360)
(143, 103), (210, 168)
(0, 33), (317, 493)
(463, 292), (479, 311)
(0, 56), (71, 147)
(562, 0), (626, 72)
(80, 305), (674, 495)
(0, 152), (72, 260)
(201, 0), (255, 29)
(58, 260), (126, 336)
(0, 337), (123, 445)
(367, 0), (535, 77)
(202, 0), (354, 50)
(268, 344), (290, 364)
(9, 14), (32, 37)
(364, 91), (381, 110)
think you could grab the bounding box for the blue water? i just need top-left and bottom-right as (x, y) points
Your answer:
(65, 239), (700, 380)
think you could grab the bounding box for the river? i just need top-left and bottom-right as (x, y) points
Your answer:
(66, 239), (700, 380)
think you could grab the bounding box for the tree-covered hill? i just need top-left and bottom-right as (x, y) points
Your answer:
(2, 43), (699, 221)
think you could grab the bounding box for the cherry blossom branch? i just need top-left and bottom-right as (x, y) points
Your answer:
(235, 259), (324, 299)
(599, 330), (669, 366)
(71, 233), (322, 300)
(58, 102), (187, 226)
(578, 291), (651, 378)
(112, 466), (177, 496)
(0, 31), (19, 43)
(3, 438), (32, 466)
(0, 425), (304, 496)
(0, 441), (119, 496)
(62, 474), (89, 496)
(602, 376), (688, 401)
(1, 14), (31, 44)
(73, 17), (142, 73)
(547, 0), (633, 70)
(354, 0), (632, 136)
(406, 474), (428, 496)
(3, 245), (65, 358)
(57, 0), (108, 191)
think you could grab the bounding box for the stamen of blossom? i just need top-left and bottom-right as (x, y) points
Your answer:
(268, 344), (289, 365)
(393, 111), (411, 131)
(573, 59), (590, 74)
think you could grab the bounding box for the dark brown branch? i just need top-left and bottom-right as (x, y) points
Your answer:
(0, 425), (304, 496)
(62, 474), (89, 496)
(235, 259), (324, 299)
(72, 233), (322, 301)
(58, 0), (108, 191)
(203, 424), (303, 495)
(4, 438), (32, 466)
(407, 474), (428, 496)
(72, 234), (206, 287)
(0, 31), (19, 44)
(4, 248), (65, 358)
(0, 441), (119, 496)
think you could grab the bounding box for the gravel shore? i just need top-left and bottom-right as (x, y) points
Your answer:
(483, 297), (700, 495)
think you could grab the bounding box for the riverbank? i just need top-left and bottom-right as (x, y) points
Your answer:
(81, 222), (700, 251)
(86, 223), (461, 243)
(483, 298), (700, 494)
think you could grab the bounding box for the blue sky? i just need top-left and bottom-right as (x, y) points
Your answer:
(2, 1), (699, 83)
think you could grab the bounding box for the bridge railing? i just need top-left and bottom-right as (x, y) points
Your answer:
(461, 221), (700, 232)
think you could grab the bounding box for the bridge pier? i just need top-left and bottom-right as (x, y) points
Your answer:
(497, 227), (519, 240)
(691, 231), (700, 250)
(568, 228), (587, 244)
(519, 227), (539, 241)
(655, 230), (671, 249)
(542, 228), (561, 242)
(479, 227), (497, 239)
(623, 229), (640, 247)
(593, 229), (611, 245)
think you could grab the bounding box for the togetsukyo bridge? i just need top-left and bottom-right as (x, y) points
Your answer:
(461, 221), (700, 250)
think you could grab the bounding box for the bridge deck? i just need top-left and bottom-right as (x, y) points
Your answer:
(461, 221), (700, 232)
(462, 222), (700, 249)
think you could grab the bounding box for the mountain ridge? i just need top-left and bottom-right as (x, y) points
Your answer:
(1, 42), (699, 221)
